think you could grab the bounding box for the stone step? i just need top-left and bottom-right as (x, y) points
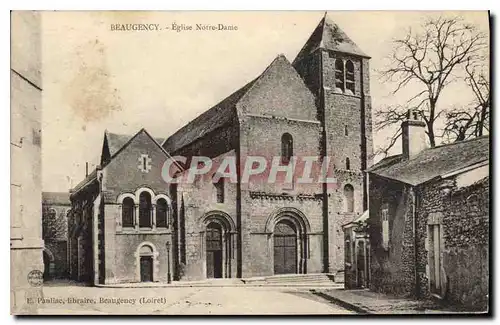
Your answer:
(242, 273), (336, 284)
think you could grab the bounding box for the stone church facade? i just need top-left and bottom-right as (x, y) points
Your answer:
(68, 15), (373, 284)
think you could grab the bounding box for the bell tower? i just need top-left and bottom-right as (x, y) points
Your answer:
(293, 13), (373, 275)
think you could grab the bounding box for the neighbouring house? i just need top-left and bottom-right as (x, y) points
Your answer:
(367, 109), (489, 310)
(10, 11), (44, 313)
(68, 15), (374, 285)
(42, 192), (71, 280)
(343, 210), (370, 289)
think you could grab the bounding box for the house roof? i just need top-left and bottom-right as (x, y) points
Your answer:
(293, 14), (369, 65)
(162, 54), (296, 154)
(42, 192), (71, 205)
(368, 135), (490, 186)
(70, 168), (98, 195)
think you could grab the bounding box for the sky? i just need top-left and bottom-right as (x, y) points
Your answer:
(40, 11), (489, 192)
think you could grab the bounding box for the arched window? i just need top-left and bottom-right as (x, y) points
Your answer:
(281, 133), (293, 164)
(139, 192), (152, 228)
(345, 60), (355, 93)
(344, 184), (354, 213)
(156, 198), (169, 228)
(215, 178), (224, 203)
(335, 59), (345, 92)
(122, 197), (135, 228)
(346, 157), (351, 170)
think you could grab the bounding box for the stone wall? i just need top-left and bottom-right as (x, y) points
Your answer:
(368, 175), (416, 297)
(417, 176), (489, 310)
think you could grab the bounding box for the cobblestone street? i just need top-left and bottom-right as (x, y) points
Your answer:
(24, 284), (355, 315)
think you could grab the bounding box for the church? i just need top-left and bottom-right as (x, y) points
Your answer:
(68, 15), (373, 284)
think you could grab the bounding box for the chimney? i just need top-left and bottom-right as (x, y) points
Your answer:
(402, 109), (427, 159)
(85, 162), (89, 177)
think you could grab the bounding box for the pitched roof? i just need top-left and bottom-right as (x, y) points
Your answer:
(70, 168), (98, 195)
(42, 192), (71, 205)
(293, 14), (369, 65)
(163, 55), (295, 154)
(105, 132), (131, 157)
(368, 136), (490, 186)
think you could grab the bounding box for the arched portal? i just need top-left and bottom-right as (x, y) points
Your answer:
(200, 211), (235, 279)
(273, 220), (297, 274)
(266, 207), (311, 275)
(134, 242), (159, 282)
(206, 222), (223, 278)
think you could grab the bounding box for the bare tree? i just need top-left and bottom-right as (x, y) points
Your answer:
(442, 57), (490, 142)
(376, 15), (487, 156)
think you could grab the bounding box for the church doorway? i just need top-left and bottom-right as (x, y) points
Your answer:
(140, 256), (153, 282)
(206, 222), (223, 278)
(273, 221), (297, 274)
(139, 244), (155, 282)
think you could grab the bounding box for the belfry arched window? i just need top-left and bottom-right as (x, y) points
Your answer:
(346, 60), (355, 93)
(156, 198), (169, 228)
(335, 59), (345, 92)
(122, 197), (135, 228)
(281, 133), (293, 164)
(139, 192), (152, 228)
(344, 184), (354, 213)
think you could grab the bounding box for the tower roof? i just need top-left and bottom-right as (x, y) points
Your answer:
(293, 14), (370, 64)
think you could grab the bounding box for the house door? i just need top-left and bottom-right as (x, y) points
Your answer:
(140, 256), (153, 282)
(429, 223), (445, 296)
(274, 221), (297, 274)
(206, 223), (223, 278)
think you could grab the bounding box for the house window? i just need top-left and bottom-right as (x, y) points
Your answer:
(381, 207), (389, 250)
(343, 184), (354, 213)
(139, 192), (152, 228)
(281, 133), (293, 164)
(156, 198), (169, 228)
(335, 59), (345, 92)
(122, 197), (135, 228)
(215, 178), (224, 203)
(345, 157), (350, 170)
(346, 60), (355, 93)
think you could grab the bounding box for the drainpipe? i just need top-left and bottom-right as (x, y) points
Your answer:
(411, 186), (419, 298)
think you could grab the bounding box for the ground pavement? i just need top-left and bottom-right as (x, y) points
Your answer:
(24, 283), (355, 315)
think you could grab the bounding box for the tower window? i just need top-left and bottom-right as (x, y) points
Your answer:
(346, 60), (355, 93)
(344, 125), (348, 136)
(345, 157), (350, 170)
(344, 184), (354, 213)
(281, 133), (293, 164)
(335, 59), (345, 92)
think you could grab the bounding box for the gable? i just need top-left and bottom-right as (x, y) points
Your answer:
(236, 55), (317, 121)
(102, 130), (180, 197)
